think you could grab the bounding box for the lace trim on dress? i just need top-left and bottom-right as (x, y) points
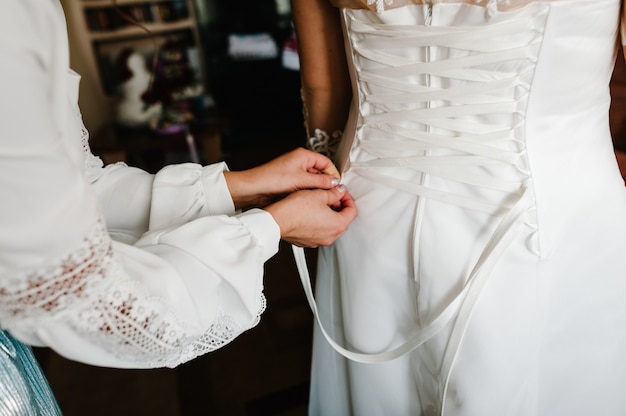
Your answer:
(331, 0), (558, 14)
(307, 128), (343, 158)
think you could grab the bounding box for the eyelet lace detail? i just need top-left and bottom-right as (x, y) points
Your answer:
(76, 108), (104, 171)
(78, 285), (258, 367)
(0, 217), (113, 323)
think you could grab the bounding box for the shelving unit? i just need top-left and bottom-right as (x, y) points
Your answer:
(61, 0), (303, 166)
(60, 0), (207, 137)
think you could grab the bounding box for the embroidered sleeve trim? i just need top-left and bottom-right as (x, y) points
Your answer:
(77, 107), (104, 171)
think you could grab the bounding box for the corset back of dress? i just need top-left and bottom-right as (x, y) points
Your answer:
(331, 1), (624, 412)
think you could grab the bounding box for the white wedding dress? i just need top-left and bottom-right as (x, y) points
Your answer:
(306, 1), (626, 414)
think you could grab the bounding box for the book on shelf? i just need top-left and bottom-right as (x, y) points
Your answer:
(153, 1), (189, 23)
(84, 1), (189, 32)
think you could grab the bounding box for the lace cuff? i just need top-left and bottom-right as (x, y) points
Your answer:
(307, 128), (343, 159)
(76, 278), (264, 368)
(0, 217), (113, 326)
(0, 215), (263, 368)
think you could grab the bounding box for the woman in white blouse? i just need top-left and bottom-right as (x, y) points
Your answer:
(0, 1), (357, 414)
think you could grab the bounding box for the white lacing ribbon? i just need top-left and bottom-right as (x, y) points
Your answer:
(293, 184), (531, 362)
(294, 4), (548, 412)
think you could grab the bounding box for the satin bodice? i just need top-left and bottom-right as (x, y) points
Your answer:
(340, 0), (623, 254)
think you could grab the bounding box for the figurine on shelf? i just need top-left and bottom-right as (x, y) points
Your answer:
(115, 48), (162, 127)
(141, 39), (199, 134)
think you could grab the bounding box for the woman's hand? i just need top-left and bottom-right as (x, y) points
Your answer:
(265, 184), (357, 248)
(224, 147), (341, 210)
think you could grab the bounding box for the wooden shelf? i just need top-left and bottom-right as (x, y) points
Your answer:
(82, 0), (192, 36)
(89, 19), (195, 41)
(82, 0), (176, 6)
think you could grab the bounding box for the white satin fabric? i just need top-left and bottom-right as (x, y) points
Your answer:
(307, 1), (626, 414)
(0, 0), (279, 369)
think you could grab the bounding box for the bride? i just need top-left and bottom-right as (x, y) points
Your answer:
(292, 0), (626, 414)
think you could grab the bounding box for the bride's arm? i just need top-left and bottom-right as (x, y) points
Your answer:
(291, 0), (352, 138)
(621, 0), (626, 56)
(615, 0), (626, 181)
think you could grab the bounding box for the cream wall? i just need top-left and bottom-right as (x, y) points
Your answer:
(60, 0), (118, 138)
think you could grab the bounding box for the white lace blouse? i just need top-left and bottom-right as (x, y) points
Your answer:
(0, 1), (280, 369)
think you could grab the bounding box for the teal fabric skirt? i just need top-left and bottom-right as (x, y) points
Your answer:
(0, 330), (61, 415)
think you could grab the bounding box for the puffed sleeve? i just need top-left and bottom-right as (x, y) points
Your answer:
(0, 1), (280, 369)
(86, 159), (239, 244)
